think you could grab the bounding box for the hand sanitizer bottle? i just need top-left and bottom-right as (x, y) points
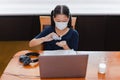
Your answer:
(98, 58), (107, 74)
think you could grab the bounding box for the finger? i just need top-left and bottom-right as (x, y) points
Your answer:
(56, 42), (59, 45)
(56, 42), (62, 46)
(52, 33), (59, 37)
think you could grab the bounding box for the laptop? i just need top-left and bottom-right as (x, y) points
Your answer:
(39, 50), (88, 78)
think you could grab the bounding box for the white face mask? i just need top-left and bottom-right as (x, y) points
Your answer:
(55, 21), (68, 30)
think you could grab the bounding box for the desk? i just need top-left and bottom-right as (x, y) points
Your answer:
(1, 50), (120, 80)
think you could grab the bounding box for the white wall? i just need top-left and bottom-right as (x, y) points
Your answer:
(0, 0), (120, 15)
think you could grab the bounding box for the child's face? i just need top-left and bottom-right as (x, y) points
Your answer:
(53, 14), (69, 30)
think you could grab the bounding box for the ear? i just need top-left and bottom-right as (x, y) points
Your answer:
(53, 16), (56, 22)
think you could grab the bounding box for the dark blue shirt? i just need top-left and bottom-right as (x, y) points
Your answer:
(35, 26), (79, 50)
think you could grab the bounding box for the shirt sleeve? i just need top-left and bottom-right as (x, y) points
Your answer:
(70, 29), (79, 51)
(34, 27), (53, 39)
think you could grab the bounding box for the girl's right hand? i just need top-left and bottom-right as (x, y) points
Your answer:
(43, 32), (58, 42)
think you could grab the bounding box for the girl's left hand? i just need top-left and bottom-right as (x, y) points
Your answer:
(56, 41), (70, 50)
(56, 41), (67, 47)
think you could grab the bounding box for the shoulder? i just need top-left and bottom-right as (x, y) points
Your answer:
(34, 26), (54, 38)
(42, 26), (54, 32)
(70, 28), (79, 37)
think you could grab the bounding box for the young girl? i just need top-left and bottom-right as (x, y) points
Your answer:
(29, 5), (79, 50)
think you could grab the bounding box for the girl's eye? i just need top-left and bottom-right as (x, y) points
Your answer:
(57, 21), (61, 22)
(56, 21), (67, 22)
(62, 21), (68, 22)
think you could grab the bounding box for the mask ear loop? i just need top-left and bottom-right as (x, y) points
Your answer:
(52, 10), (56, 22)
(67, 13), (71, 22)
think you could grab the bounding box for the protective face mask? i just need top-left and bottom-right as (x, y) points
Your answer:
(55, 21), (68, 30)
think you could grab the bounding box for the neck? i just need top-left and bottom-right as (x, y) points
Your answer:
(55, 27), (69, 37)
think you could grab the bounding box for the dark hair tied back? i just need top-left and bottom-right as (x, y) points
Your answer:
(51, 5), (72, 28)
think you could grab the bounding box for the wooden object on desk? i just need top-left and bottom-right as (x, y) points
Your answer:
(39, 16), (76, 32)
(1, 51), (120, 80)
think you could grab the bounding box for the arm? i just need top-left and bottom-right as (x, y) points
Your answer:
(62, 43), (70, 50)
(70, 30), (79, 50)
(29, 32), (58, 47)
(29, 37), (46, 47)
(29, 27), (52, 47)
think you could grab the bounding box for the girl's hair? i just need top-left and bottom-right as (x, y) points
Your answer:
(51, 5), (72, 28)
